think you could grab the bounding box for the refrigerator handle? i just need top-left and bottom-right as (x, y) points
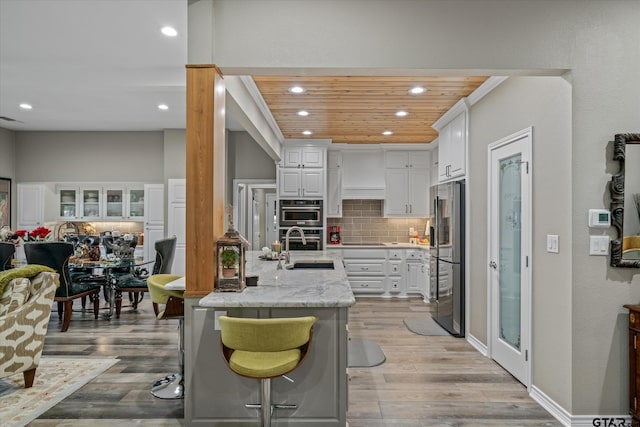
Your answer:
(429, 226), (435, 247)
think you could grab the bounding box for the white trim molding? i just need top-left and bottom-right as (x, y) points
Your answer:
(530, 385), (572, 426)
(529, 385), (631, 427)
(466, 333), (488, 357)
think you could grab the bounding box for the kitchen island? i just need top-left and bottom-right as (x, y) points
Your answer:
(184, 250), (355, 426)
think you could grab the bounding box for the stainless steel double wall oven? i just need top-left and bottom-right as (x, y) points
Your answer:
(278, 200), (323, 250)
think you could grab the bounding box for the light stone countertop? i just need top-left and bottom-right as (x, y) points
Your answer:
(326, 242), (431, 250)
(198, 250), (355, 308)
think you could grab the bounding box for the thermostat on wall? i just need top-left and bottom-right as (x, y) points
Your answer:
(588, 209), (611, 228)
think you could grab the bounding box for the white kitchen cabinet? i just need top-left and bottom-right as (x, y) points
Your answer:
(144, 184), (164, 226)
(328, 150), (342, 169)
(431, 146), (439, 185)
(278, 168), (324, 198)
(406, 262), (422, 293)
(103, 185), (145, 221)
(327, 168), (342, 217)
(17, 184), (44, 229)
(438, 111), (466, 181)
(385, 151), (430, 169)
(282, 145), (324, 168)
(384, 168), (429, 217)
(167, 179), (186, 275)
(342, 249), (387, 295)
(143, 184), (165, 263)
(57, 185), (102, 221)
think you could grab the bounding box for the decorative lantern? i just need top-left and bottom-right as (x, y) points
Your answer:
(215, 208), (249, 292)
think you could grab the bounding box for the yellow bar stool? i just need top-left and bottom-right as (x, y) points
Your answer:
(218, 315), (317, 427)
(147, 274), (185, 399)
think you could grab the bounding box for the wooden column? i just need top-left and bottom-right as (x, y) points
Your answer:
(184, 65), (225, 297)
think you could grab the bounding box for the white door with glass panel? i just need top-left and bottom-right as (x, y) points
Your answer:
(488, 127), (532, 387)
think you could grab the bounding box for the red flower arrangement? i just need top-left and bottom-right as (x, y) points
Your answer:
(16, 226), (51, 241)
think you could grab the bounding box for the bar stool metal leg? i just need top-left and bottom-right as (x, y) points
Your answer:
(262, 378), (271, 427)
(151, 318), (184, 399)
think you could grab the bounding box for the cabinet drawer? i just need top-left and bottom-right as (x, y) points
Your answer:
(406, 250), (423, 260)
(349, 278), (385, 293)
(341, 249), (386, 259)
(388, 261), (402, 275)
(344, 261), (385, 275)
(387, 277), (403, 293)
(388, 249), (404, 260)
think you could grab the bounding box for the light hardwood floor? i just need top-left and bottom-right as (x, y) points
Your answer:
(28, 296), (560, 426)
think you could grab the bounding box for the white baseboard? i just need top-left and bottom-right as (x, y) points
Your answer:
(530, 385), (571, 426)
(530, 385), (631, 427)
(466, 333), (488, 356)
(463, 334), (629, 427)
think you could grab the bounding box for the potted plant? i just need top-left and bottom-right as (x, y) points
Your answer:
(220, 248), (239, 278)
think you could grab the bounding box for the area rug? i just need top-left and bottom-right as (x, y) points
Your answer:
(403, 316), (450, 336)
(0, 357), (119, 427)
(348, 337), (386, 367)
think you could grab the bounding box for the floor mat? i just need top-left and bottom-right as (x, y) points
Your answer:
(0, 357), (119, 427)
(348, 337), (386, 367)
(403, 317), (450, 336)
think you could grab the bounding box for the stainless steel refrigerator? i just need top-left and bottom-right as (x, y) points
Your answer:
(429, 180), (465, 337)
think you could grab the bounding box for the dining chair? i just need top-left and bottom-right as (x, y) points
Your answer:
(0, 241), (16, 271)
(23, 241), (101, 332)
(113, 236), (177, 318)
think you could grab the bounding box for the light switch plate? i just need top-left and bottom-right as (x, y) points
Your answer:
(547, 235), (559, 253)
(589, 235), (609, 256)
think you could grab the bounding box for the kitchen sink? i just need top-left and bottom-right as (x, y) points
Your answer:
(285, 260), (335, 270)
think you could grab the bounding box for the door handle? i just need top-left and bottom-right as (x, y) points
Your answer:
(489, 261), (497, 269)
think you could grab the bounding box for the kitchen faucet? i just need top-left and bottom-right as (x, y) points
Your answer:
(277, 226), (307, 269)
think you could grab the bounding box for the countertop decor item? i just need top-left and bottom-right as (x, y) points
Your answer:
(214, 206), (249, 292)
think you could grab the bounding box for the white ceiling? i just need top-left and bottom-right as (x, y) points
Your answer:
(0, 0), (189, 132)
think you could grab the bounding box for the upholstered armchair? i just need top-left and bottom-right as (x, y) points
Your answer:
(0, 266), (59, 388)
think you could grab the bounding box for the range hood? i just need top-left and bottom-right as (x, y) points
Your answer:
(341, 187), (385, 200)
(341, 150), (385, 199)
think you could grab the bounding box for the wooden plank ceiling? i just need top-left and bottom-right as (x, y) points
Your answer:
(252, 75), (489, 144)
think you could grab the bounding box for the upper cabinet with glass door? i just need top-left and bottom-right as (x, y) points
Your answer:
(103, 185), (145, 221)
(57, 185), (102, 221)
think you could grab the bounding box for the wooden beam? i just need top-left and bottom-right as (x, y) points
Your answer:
(184, 65), (225, 298)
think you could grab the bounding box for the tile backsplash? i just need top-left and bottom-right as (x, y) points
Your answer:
(327, 200), (428, 244)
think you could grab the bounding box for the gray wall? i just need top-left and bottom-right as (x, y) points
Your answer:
(469, 76), (573, 407)
(163, 129), (187, 180)
(226, 130), (276, 203)
(0, 127), (16, 228)
(15, 131), (164, 183)
(196, 0), (640, 416)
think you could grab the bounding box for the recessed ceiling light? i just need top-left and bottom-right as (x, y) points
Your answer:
(158, 104), (169, 110)
(289, 86), (305, 94)
(161, 26), (178, 37)
(395, 110), (408, 117)
(297, 110), (309, 116)
(302, 130), (313, 135)
(382, 130), (393, 136)
(409, 86), (426, 95)
(19, 103), (32, 110)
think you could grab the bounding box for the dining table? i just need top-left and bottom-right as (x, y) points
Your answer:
(69, 258), (148, 319)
